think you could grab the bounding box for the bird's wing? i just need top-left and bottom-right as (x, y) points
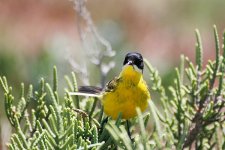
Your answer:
(104, 76), (121, 92)
(69, 77), (121, 96)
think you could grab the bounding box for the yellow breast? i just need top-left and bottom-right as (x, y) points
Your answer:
(102, 65), (150, 120)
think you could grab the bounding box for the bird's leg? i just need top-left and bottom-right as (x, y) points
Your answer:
(126, 120), (132, 139)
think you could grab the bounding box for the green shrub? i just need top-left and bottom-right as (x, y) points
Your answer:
(0, 26), (224, 149)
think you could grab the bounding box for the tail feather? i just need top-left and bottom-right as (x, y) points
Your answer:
(78, 86), (103, 94)
(68, 86), (103, 98)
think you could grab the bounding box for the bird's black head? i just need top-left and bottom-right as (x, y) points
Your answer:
(123, 52), (144, 71)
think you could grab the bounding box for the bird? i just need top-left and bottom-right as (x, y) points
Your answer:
(69, 52), (150, 136)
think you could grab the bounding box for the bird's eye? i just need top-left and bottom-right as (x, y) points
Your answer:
(135, 59), (143, 69)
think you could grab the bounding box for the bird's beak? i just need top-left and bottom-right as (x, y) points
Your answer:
(127, 60), (134, 66)
(126, 60), (136, 71)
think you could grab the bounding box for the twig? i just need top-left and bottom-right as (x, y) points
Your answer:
(69, 0), (115, 87)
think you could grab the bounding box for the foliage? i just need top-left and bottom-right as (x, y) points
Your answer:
(0, 26), (224, 150)
(106, 26), (225, 149)
(0, 67), (103, 149)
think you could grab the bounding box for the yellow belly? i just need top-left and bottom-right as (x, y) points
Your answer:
(102, 77), (150, 120)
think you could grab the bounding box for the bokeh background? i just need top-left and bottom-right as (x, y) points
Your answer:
(0, 0), (225, 148)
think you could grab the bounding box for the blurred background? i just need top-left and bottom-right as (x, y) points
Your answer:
(0, 0), (225, 148)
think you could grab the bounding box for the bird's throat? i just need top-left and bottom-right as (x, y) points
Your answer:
(119, 65), (142, 85)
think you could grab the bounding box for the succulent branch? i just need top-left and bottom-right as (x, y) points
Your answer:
(0, 5), (224, 149)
